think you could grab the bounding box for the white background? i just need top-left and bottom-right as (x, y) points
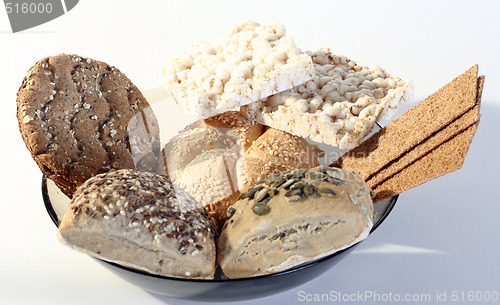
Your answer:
(1, 1), (499, 304)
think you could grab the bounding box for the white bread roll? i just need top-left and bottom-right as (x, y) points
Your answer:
(163, 112), (264, 227)
(163, 112), (323, 229)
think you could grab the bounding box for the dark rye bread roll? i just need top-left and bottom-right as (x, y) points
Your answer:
(217, 166), (374, 279)
(57, 169), (217, 279)
(17, 54), (161, 197)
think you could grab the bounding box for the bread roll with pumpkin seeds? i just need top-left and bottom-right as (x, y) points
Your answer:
(217, 166), (374, 279)
(57, 169), (217, 279)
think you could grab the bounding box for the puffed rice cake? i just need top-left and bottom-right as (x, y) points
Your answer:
(241, 48), (413, 149)
(160, 20), (314, 121)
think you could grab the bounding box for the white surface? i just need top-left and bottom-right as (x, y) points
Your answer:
(1, 1), (499, 304)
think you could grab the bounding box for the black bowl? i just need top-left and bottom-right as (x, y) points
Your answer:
(42, 176), (398, 302)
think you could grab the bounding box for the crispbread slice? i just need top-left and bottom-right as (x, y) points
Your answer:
(335, 65), (479, 180)
(367, 75), (484, 187)
(241, 48), (412, 149)
(161, 20), (314, 121)
(367, 105), (480, 188)
(373, 122), (479, 202)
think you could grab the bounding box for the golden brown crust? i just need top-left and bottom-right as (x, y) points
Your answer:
(244, 128), (323, 188)
(204, 111), (265, 151)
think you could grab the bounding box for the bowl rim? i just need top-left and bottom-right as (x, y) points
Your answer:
(42, 175), (398, 283)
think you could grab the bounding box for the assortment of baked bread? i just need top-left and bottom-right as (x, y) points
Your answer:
(17, 21), (483, 279)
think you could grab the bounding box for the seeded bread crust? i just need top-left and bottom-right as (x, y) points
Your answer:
(57, 169), (217, 279)
(217, 167), (374, 279)
(17, 54), (161, 197)
(244, 128), (323, 189)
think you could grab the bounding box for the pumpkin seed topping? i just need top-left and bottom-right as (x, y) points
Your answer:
(325, 168), (344, 181)
(273, 176), (287, 187)
(318, 187), (337, 198)
(305, 171), (328, 181)
(289, 181), (305, 190)
(303, 183), (318, 197)
(280, 179), (297, 189)
(326, 177), (344, 185)
(252, 203), (270, 215)
(226, 207), (236, 219)
(294, 169), (307, 178)
(245, 186), (265, 199)
(285, 188), (305, 202)
(255, 187), (271, 203)
(254, 179), (267, 186)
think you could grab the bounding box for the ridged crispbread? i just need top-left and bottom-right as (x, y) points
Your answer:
(333, 66), (483, 202)
(334, 65), (480, 181)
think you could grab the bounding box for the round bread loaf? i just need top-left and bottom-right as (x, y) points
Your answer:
(163, 111), (324, 229)
(17, 54), (161, 197)
(57, 169), (217, 279)
(163, 111), (264, 228)
(217, 166), (374, 278)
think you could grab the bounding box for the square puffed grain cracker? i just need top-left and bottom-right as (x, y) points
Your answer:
(241, 48), (413, 149)
(335, 65), (480, 180)
(161, 20), (314, 121)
